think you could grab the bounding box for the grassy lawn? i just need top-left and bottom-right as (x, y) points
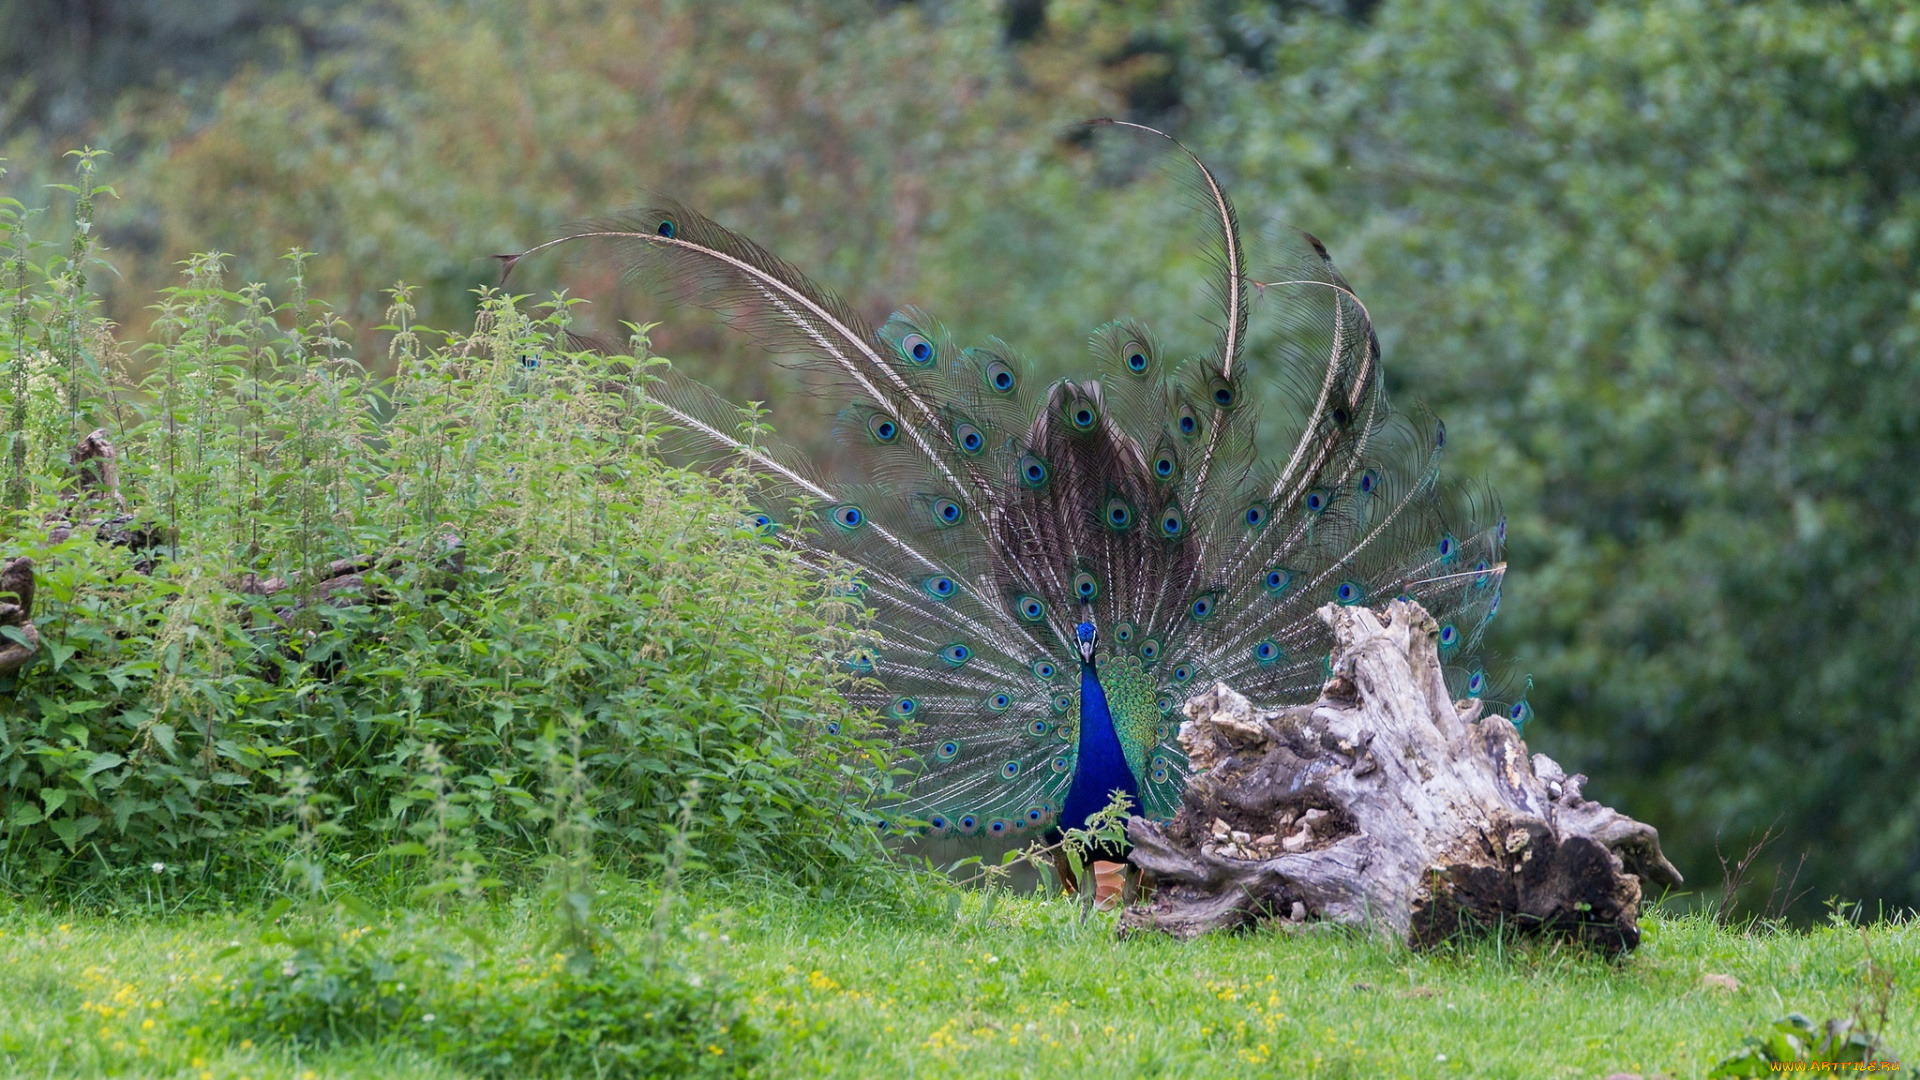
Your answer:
(1, 887), (1914, 1080)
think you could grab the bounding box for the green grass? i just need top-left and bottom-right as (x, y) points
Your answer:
(2, 887), (1914, 1079)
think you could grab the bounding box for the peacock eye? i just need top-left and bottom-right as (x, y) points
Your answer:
(941, 643), (972, 666)
(938, 740), (960, 759)
(1028, 719), (1049, 736)
(956, 423), (985, 455)
(989, 693), (1013, 712)
(1335, 580), (1365, 605)
(1438, 534), (1456, 559)
(1068, 400), (1098, 431)
(1172, 665), (1193, 684)
(1016, 595), (1046, 622)
(1305, 489), (1331, 514)
(868, 414), (900, 443)
(1254, 640), (1281, 664)
(1156, 694), (1174, 712)
(1160, 505), (1185, 538)
(1208, 376), (1236, 409)
(1264, 567), (1293, 595)
(1439, 624), (1458, 646)
(1177, 406), (1200, 437)
(1139, 638), (1161, 661)
(1000, 761), (1021, 779)
(1051, 692), (1073, 714)
(932, 498), (964, 526)
(1357, 468), (1379, 495)
(1244, 503), (1268, 528)
(1105, 498), (1134, 530)
(986, 361), (1017, 393)
(656, 218), (676, 238)
(1052, 755), (1071, 774)
(1124, 341), (1149, 373)
(1474, 559), (1492, 586)
(1331, 405), (1352, 426)
(902, 333), (934, 364)
(923, 575), (957, 599)
(1189, 593), (1214, 620)
(831, 504), (865, 530)
(1155, 454), (1176, 479)
(1033, 660), (1056, 680)
(894, 697), (919, 717)
(1018, 455), (1049, 489)
(1114, 622), (1136, 643)
(1072, 572), (1101, 601)
(1467, 671), (1486, 696)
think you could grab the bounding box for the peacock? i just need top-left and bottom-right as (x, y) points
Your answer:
(498, 121), (1519, 865)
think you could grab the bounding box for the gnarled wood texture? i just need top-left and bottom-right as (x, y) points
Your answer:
(0, 556), (37, 677)
(1119, 598), (1681, 952)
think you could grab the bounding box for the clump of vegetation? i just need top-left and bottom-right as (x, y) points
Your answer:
(0, 152), (892, 901)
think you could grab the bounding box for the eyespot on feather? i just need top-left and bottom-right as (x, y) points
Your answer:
(985, 360), (1017, 394)
(1160, 503), (1186, 539)
(1017, 455), (1049, 489)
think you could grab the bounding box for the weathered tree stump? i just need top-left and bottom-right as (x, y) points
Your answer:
(1120, 598), (1681, 952)
(0, 556), (38, 677)
(45, 429), (166, 563)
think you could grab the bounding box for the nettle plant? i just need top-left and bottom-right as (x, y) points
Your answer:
(0, 154), (893, 900)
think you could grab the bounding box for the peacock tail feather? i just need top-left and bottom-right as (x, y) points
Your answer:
(501, 121), (1518, 844)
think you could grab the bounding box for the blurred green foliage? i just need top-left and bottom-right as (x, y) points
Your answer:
(4, 0), (1918, 915)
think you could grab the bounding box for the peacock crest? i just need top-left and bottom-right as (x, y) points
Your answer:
(501, 121), (1515, 844)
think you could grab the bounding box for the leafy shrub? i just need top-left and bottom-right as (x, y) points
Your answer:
(0, 154), (892, 898)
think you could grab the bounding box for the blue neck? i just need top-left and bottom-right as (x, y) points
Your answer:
(1059, 660), (1141, 834)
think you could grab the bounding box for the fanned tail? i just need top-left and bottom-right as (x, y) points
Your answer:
(502, 121), (1523, 842)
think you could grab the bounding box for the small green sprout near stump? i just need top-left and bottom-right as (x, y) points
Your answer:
(1708, 1013), (1900, 1077)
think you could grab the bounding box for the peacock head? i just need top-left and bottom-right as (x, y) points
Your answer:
(1075, 620), (1098, 664)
